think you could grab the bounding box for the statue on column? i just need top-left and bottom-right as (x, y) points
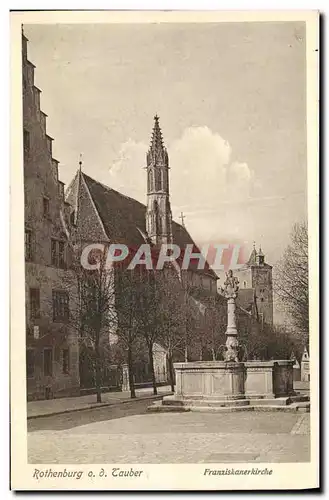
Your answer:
(221, 270), (240, 362)
(222, 269), (239, 299)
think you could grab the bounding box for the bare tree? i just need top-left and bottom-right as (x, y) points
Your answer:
(74, 254), (117, 403)
(114, 267), (142, 399)
(202, 296), (226, 361)
(156, 270), (186, 391)
(274, 221), (309, 344)
(135, 269), (162, 396)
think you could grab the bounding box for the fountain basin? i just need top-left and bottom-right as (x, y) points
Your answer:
(172, 360), (294, 401)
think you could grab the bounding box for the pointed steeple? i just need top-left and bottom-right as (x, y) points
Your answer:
(147, 115), (168, 168)
(247, 242), (257, 266)
(145, 115), (172, 245)
(256, 245), (265, 265)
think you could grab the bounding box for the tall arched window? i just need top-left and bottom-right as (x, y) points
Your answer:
(155, 169), (161, 191)
(148, 170), (154, 192)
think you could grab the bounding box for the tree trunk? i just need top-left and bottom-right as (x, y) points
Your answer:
(211, 348), (216, 361)
(168, 353), (175, 393)
(127, 343), (136, 399)
(148, 343), (157, 395)
(95, 349), (102, 403)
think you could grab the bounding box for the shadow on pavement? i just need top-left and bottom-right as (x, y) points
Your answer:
(27, 398), (154, 433)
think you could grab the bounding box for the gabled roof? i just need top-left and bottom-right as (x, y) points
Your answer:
(66, 170), (218, 279)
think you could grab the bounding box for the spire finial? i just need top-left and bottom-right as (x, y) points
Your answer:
(253, 241), (256, 250)
(147, 115), (168, 167)
(79, 153), (83, 172)
(180, 212), (186, 227)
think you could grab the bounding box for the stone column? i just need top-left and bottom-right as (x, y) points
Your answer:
(222, 270), (240, 362)
(121, 363), (130, 392)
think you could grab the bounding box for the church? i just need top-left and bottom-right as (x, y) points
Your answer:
(22, 24), (272, 397)
(65, 115), (220, 389)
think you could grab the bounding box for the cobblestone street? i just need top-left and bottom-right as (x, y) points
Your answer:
(28, 401), (310, 464)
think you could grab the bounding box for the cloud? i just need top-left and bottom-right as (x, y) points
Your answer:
(108, 126), (259, 243)
(109, 138), (147, 202)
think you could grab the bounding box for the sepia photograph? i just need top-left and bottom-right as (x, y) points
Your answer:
(10, 10), (319, 490)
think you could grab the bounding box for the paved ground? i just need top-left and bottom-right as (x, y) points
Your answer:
(27, 386), (171, 418)
(28, 401), (310, 464)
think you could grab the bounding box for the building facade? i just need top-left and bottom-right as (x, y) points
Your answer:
(23, 31), (80, 400)
(236, 244), (273, 326)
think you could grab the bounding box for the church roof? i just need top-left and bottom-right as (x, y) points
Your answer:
(66, 170), (218, 279)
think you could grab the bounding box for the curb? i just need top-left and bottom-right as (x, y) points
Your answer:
(27, 392), (172, 420)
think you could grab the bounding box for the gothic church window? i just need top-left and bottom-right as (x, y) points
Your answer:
(148, 170), (154, 192)
(155, 169), (161, 191)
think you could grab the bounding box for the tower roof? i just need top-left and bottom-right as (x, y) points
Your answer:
(247, 247), (257, 266)
(147, 115), (168, 167)
(258, 246), (264, 257)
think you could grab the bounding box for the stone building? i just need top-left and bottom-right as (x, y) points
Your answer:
(23, 31), (80, 400)
(236, 244), (273, 326)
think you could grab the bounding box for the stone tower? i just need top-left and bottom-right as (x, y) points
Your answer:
(250, 246), (273, 326)
(146, 115), (173, 245)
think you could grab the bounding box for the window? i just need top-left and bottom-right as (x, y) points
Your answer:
(26, 350), (35, 378)
(43, 348), (53, 376)
(23, 129), (30, 153)
(62, 348), (70, 374)
(51, 239), (66, 268)
(70, 210), (76, 226)
(30, 288), (40, 319)
(51, 239), (57, 266)
(58, 241), (65, 268)
(25, 229), (33, 261)
(43, 197), (50, 217)
(52, 291), (69, 322)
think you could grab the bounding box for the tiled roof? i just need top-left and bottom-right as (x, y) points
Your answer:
(81, 173), (218, 279)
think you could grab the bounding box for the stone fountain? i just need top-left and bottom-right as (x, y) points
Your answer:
(149, 270), (310, 413)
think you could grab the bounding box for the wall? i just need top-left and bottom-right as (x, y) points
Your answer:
(23, 33), (80, 400)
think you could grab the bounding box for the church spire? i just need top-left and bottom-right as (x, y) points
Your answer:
(145, 115), (172, 246)
(147, 115), (168, 169)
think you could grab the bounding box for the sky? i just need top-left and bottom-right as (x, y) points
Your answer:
(25, 22), (307, 284)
